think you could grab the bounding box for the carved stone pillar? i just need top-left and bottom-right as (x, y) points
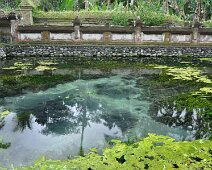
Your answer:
(73, 16), (81, 40)
(8, 12), (18, 42)
(41, 31), (50, 42)
(16, 1), (33, 25)
(163, 32), (171, 43)
(134, 16), (143, 43)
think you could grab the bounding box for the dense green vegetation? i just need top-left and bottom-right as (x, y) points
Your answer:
(11, 134), (212, 170)
(0, 0), (211, 26)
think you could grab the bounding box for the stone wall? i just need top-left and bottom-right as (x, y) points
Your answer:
(0, 47), (6, 59)
(4, 45), (212, 59)
(16, 25), (212, 44)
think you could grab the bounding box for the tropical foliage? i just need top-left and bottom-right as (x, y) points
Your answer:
(14, 134), (212, 170)
(1, 0), (211, 23)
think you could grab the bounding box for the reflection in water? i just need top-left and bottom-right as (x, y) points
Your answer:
(0, 72), (206, 167)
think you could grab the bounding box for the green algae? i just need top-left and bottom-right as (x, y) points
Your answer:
(138, 65), (212, 133)
(193, 87), (212, 99)
(0, 110), (10, 119)
(2, 62), (33, 71)
(199, 58), (212, 62)
(0, 109), (11, 149)
(35, 66), (57, 72)
(14, 62), (33, 70)
(0, 75), (75, 98)
(199, 87), (212, 94)
(152, 65), (212, 84)
(37, 61), (58, 66)
(2, 66), (18, 70)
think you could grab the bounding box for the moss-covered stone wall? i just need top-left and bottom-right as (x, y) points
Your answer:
(0, 47), (6, 59)
(4, 45), (212, 59)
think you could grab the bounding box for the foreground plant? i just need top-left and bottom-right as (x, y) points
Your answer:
(14, 134), (212, 170)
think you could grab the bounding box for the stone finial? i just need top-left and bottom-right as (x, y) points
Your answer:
(193, 21), (202, 28)
(192, 12), (202, 28)
(73, 16), (81, 26)
(19, 0), (32, 7)
(105, 22), (110, 28)
(164, 20), (172, 28)
(0, 9), (5, 18)
(8, 12), (17, 20)
(135, 16), (143, 27)
(16, 0), (33, 25)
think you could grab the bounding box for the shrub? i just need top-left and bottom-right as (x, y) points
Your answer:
(15, 134), (212, 170)
(111, 11), (134, 26)
(203, 20), (212, 28)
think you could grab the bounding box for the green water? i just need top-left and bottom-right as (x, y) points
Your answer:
(0, 58), (211, 167)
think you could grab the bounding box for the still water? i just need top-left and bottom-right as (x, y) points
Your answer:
(0, 58), (211, 167)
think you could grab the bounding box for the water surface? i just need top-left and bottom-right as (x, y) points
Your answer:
(0, 58), (211, 167)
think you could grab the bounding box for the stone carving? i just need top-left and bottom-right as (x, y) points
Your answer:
(0, 9), (5, 18)
(73, 16), (81, 40)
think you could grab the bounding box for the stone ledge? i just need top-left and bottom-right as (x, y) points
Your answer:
(4, 45), (212, 59)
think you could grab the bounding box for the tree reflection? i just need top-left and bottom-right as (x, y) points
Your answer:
(14, 112), (32, 132)
(0, 111), (11, 149)
(12, 79), (140, 155)
(15, 96), (138, 134)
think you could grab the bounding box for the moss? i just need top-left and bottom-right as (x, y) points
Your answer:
(153, 65), (212, 84)
(2, 66), (18, 70)
(199, 58), (212, 62)
(139, 66), (211, 132)
(37, 61), (58, 66)
(14, 62), (33, 70)
(0, 75), (75, 98)
(58, 61), (150, 71)
(35, 66), (57, 72)
(2, 61), (33, 71)
(33, 10), (116, 20)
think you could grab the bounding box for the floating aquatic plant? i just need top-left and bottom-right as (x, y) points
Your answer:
(199, 58), (212, 62)
(38, 61), (58, 66)
(193, 87), (212, 99)
(14, 62), (33, 70)
(166, 67), (201, 80)
(35, 66), (57, 72)
(153, 65), (212, 84)
(200, 87), (212, 94)
(2, 62), (33, 70)
(2, 66), (18, 70)
(0, 110), (10, 119)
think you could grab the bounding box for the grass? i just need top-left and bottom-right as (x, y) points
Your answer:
(33, 10), (119, 19)
(203, 20), (212, 28)
(33, 10), (181, 26)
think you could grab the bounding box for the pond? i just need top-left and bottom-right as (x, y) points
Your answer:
(0, 56), (211, 167)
